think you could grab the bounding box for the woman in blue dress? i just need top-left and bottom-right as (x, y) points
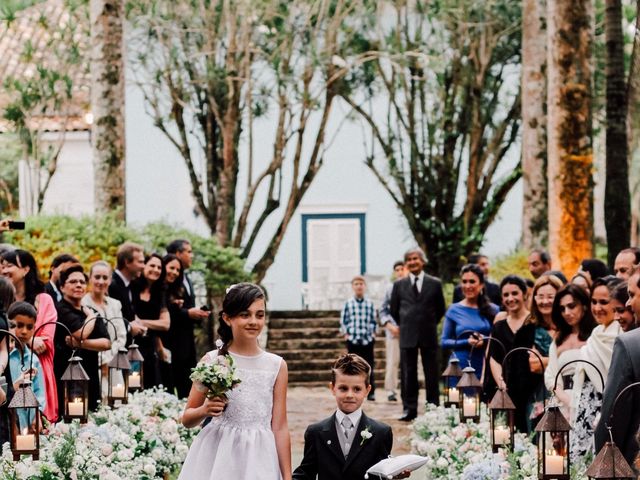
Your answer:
(441, 264), (498, 377)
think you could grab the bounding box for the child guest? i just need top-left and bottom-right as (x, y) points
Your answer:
(8, 302), (46, 430)
(340, 276), (377, 401)
(293, 354), (409, 480)
(178, 283), (291, 480)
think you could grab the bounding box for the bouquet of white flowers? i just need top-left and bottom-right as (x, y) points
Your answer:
(190, 352), (242, 399)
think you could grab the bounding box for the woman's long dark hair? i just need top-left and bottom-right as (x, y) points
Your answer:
(552, 283), (596, 346)
(132, 253), (166, 301)
(459, 264), (495, 322)
(162, 253), (184, 301)
(0, 249), (44, 305)
(218, 283), (266, 353)
(0, 277), (15, 313)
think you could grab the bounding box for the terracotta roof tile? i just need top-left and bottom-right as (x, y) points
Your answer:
(0, 0), (90, 132)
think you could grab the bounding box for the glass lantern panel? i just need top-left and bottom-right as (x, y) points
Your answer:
(109, 369), (126, 397)
(129, 361), (142, 375)
(493, 410), (509, 428)
(67, 382), (85, 401)
(541, 431), (568, 475)
(461, 392), (478, 417)
(492, 411), (510, 446)
(16, 407), (37, 432)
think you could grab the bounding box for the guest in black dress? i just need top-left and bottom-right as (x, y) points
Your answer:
(156, 254), (185, 393)
(130, 254), (169, 389)
(0, 277), (15, 443)
(166, 240), (210, 398)
(487, 275), (536, 433)
(54, 265), (111, 413)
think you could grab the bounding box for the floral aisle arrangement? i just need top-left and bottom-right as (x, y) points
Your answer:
(0, 388), (198, 480)
(411, 404), (588, 479)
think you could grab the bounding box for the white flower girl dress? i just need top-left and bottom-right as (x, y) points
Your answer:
(178, 349), (284, 480)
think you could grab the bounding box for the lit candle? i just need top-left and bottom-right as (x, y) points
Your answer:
(494, 426), (510, 445)
(545, 451), (564, 475)
(129, 372), (141, 388)
(449, 388), (460, 403)
(68, 398), (84, 416)
(112, 384), (125, 398)
(463, 397), (477, 417)
(16, 429), (35, 451)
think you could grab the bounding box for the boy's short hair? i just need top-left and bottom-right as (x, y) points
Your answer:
(393, 260), (404, 270)
(351, 275), (366, 284)
(7, 301), (37, 321)
(331, 353), (371, 386)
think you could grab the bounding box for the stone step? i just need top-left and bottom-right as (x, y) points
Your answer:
(269, 348), (341, 360)
(269, 327), (387, 340)
(268, 327), (343, 340)
(284, 358), (388, 371)
(269, 318), (340, 329)
(270, 310), (340, 319)
(268, 337), (387, 350)
(288, 369), (386, 383)
(267, 311), (392, 385)
(270, 348), (386, 361)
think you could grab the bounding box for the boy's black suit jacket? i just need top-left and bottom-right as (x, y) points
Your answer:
(293, 412), (393, 480)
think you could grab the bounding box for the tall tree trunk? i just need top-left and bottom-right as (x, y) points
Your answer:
(626, 0), (640, 247)
(604, 0), (630, 268)
(90, 0), (126, 219)
(547, 0), (594, 276)
(521, 0), (548, 249)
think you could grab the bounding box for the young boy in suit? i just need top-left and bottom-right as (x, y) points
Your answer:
(293, 354), (409, 480)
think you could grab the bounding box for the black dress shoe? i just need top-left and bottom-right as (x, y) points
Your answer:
(387, 392), (398, 402)
(367, 392), (376, 401)
(398, 412), (417, 422)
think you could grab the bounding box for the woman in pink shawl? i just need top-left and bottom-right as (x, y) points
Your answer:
(1, 249), (58, 422)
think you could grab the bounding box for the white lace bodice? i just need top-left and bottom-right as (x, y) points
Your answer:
(198, 350), (282, 430)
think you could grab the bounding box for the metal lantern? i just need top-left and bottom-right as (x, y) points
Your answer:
(107, 347), (131, 406)
(456, 366), (482, 423)
(61, 355), (90, 423)
(127, 342), (144, 392)
(8, 380), (41, 460)
(442, 355), (463, 407)
(534, 405), (571, 479)
(586, 381), (640, 480)
(488, 389), (516, 452)
(585, 441), (635, 479)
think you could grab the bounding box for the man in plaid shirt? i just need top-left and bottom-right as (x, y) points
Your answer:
(340, 275), (378, 401)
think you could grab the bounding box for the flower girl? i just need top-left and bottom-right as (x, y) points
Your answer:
(178, 283), (291, 480)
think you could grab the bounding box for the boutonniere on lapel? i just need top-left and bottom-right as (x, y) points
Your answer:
(360, 426), (373, 446)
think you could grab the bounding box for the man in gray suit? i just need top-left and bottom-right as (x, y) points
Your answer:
(390, 247), (445, 421)
(595, 265), (640, 466)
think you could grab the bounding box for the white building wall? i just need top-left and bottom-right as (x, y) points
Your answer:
(21, 131), (94, 217)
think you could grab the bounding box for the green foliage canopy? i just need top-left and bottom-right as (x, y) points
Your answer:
(1, 214), (251, 299)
